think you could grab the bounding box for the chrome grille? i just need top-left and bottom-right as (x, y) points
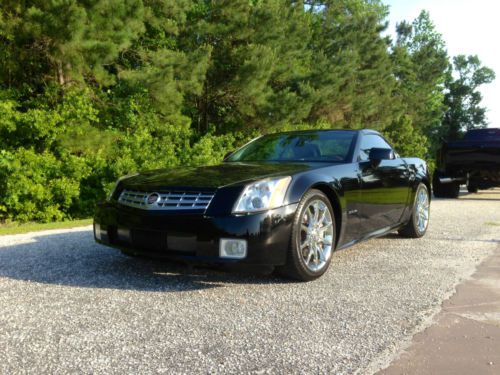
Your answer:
(118, 189), (215, 211)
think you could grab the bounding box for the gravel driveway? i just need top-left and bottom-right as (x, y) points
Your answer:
(1, 190), (499, 374)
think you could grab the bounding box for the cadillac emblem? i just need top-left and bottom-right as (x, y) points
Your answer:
(146, 192), (160, 205)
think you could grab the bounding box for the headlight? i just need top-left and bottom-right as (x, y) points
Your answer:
(108, 173), (138, 200)
(233, 176), (292, 213)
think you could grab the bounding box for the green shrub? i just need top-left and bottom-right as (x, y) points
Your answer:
(0, 149), (90, 222)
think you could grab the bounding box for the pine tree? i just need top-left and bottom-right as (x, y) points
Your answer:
(118, 0), (210, 126)
(307, 0), (396, 130)
(0, 0), (145, 88)
(182, 0), (313, 134)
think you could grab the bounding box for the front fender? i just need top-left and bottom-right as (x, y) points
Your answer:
(286, 170), (345, 210)
(285, 164), (360, 248)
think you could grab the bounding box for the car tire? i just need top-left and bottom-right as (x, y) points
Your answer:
(278, 189), (336, 281)
(398, 183), (430, 238)
(432, 172), (460, 198)
(467, 184), (478, 193)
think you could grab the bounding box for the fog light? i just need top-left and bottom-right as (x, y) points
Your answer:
(94, 223), (102, 241)
(219, 239), (247, 259)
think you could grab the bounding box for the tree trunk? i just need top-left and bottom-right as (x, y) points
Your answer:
(57, 61), (65, 85)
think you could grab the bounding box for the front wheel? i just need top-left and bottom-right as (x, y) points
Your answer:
(278, 189), (336, 281)
(398, 183), (430, 238)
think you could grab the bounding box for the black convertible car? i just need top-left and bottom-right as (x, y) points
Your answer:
(94, 129), (430, 281)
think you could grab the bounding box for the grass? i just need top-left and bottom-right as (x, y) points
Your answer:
(0, 218), (93, 236)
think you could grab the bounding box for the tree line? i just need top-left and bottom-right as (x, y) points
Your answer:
(0, 0), (495, 222)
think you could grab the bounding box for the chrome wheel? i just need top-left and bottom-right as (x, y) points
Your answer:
(415, 186), (430, 234)
(299, 199), (334, 272)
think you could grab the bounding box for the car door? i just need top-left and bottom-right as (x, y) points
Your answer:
(356, 134), (410, 235)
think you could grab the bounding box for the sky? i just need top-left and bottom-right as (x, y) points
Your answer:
(385, 0), (499, 127)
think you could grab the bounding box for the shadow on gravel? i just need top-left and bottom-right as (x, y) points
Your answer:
(0, 229), (291, 292)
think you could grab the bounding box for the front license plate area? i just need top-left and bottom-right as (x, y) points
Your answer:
(167, 233), (198, 252)
(132, 229), (166, 252)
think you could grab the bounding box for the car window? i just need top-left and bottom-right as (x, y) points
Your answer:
(227, 131), (356, 163)
(358, 134), (393, 161)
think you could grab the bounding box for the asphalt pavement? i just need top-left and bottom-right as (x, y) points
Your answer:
(0, 189), (499, 374)
(380, 248), (500, 375)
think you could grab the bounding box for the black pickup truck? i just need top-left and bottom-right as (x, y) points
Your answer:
(433, 128), (500, 198)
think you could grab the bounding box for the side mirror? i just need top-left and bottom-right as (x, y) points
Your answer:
(223, 150), (234, 161)
(368, 148), (395, 165)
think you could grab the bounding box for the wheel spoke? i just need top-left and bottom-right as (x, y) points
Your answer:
(313, 245), (319, 264)
(305, 248), (313, 265)
(322, 235), (333, 246)
(308, 205), (315, 222)
(318, 207), (327, 224)
(312, 202), (320, 223)
(317, 247), (325, 262)
(318, 220), (332, 232)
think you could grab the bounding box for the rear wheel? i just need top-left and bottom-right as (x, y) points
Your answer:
(432, 172), (460, 198)
(399, 183), (430, 238)
(467, 184), (478, 193)
(278, 189), (336, 281)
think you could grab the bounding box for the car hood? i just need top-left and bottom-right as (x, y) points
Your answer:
(122, 162), (318, 190)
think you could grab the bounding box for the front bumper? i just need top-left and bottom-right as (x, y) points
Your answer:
(94, 201), (298, 265)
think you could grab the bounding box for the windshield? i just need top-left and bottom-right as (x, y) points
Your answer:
(227, 131), (356, 163)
